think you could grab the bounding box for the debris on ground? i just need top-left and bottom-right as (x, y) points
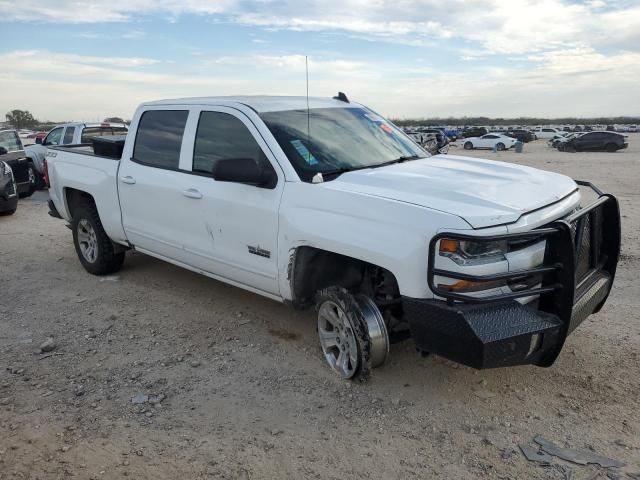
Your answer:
(519, 444), (553, 464)
(533, 436), (625, 468)
(38, 337), (57, 353)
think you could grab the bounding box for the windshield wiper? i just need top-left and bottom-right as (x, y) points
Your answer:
(317, 155), (424, 180)
(372, 154), (423, 168)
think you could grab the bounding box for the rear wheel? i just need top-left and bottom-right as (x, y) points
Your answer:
(605, 143), (617, 153)
(72, 203), (125, 275)
(0, 208), (16, 216)
(316, 287), (389, 380)
(496, 142), (505, 151)
(464, 141), (473, 150)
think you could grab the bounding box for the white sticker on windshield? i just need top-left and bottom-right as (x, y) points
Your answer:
(290, 139), (318, 165)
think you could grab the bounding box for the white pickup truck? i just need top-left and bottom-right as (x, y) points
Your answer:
(25, 122), (128, 186)
(47, 95), (620, 380)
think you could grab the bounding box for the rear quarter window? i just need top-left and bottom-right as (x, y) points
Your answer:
(81, 126), (128, 143)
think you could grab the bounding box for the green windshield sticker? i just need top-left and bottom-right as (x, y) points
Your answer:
(291, 139), (318, 165)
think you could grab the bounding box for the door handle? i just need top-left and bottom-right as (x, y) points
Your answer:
(120, 176), (136, 185)
(182, 188), (203, 199)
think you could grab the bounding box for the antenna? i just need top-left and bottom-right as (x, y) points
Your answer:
(305, 56), (311, 165)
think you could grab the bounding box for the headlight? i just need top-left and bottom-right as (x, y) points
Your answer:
(439, 238), (508, 266)
(0, 161), (12, 177)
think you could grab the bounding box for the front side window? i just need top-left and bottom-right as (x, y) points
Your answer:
(133, 111), (188, 169)
(44, 127), (63, 146)
(0, 131), (22, 152)
(193, 111), (267, 174)
(63, 126), (76, 144)
(260, 107), (426, 182)
(81, 126), (128, 143)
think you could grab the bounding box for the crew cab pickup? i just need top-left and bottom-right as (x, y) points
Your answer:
(47, 95), (620, 380)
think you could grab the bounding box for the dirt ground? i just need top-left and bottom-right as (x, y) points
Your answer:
(1, 138), (639, 479)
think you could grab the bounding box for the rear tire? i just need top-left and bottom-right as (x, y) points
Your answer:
(72, 203), (125, 275)
(0, 208), (16, 216)
(496, 142), (505, 151)
(605, 143), (617, 153)
(464, 142), (473, 150)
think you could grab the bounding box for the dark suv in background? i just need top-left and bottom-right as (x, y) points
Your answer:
(506, 128), (536, 143)
(0, 160), (18, 215)
(559, 131), (628, 152)
(0, 129), (36, 198)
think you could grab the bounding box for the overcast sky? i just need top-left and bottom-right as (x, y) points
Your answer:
(0, 0), (639, 121)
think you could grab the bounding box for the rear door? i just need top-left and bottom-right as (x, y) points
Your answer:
(62, 126), (76, 145)
(117, 108), (196, 267)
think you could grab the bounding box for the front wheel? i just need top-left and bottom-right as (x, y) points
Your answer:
(18, 165), (37, 198)
(464, 141), (473, 150)
(316, 287), (389, 380)
(72, 203), (125, 275)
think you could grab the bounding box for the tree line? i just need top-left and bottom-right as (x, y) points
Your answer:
(4, 109), (127, 129)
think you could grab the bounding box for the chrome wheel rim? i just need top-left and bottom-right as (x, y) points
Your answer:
(77, 219), (98, 263)
(28, 167), (35, 184)
(355, 295), (389, 368)
(318, 300), (359, 378)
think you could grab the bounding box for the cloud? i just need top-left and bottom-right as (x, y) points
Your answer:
(1, 48), (638, 121)
(3, 1), (639, 54)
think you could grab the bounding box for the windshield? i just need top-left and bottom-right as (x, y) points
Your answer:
(260, 107), (427, 181)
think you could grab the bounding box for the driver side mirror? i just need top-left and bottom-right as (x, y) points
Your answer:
(36, 137), (43, 145)
(0, 146), (7, 155)
(212, 157), (277, 189)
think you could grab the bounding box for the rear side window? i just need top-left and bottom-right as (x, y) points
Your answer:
(193, 111), (266, 174)
(81, 126), (128, 143)
(133, 111), (188, 169)
(63, 127), (76, 144)
(0, 131), (22, 152)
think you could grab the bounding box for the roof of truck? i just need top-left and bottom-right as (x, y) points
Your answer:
(142, 96), (358, 113)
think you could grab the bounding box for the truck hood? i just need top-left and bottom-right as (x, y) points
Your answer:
(325, 154), (578, 228)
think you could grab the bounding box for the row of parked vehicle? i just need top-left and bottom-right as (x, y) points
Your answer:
(0, 122), (129, 215)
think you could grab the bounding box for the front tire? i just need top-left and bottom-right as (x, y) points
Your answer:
(18, 165), (37, 198)
(464, 141), (473, 150)
(316, 287), (389, 381)
(0, 208), (16, 216)
(72, 203), (125, 275)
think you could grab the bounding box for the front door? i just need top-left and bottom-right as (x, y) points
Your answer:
(174, 107), (284, 296)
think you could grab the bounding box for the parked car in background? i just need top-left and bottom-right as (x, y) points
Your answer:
(461, 126), (487, 138)
(549, 132), (579, 148)
(25, 122), (128, 188)
(558, 131), (628, 152)
(0, 129), (36, 198)
(463, 133), (517, 151)
(412, 128), (449, 154)
(628, 125), (638, 133)
(506, 129), (535, 143)
(533, 127), (564, 139)
(606, 125), (616, 132)
(0, 160), (18, 215)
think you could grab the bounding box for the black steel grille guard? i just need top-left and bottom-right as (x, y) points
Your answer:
(427, 181), (621, 320)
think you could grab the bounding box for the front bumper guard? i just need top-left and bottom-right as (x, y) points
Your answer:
(406, 181), (620, 369)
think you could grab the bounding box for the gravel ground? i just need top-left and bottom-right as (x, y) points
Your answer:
(1, 138), (639, 479)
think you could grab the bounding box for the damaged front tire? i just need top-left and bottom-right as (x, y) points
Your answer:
(316, 287), (389, 381)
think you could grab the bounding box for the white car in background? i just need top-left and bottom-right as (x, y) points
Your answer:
(533, 127), (564, 139)
(462, 133), (517, 151)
